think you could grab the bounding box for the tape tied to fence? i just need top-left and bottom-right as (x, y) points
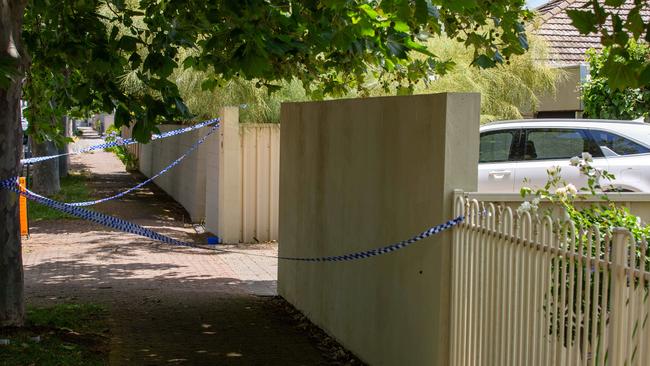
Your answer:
(21, 117), (220, 165)
(0, 179), (464, 262)
(24, 122), (220, 207)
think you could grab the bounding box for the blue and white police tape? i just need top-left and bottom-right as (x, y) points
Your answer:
(0, 179), (464, 262)
(21, 117), (220, 165)
(25, 122), (220, 207)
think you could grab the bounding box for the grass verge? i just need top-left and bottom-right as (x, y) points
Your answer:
(0, 303), (109, 366)
(28, 173), (91, 221)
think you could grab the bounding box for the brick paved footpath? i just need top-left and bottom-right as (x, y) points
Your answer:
(21, 131), (331, 365)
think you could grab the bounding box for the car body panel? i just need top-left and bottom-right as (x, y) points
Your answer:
(478, 119), (650, 193)
(478, 162), (518, 192)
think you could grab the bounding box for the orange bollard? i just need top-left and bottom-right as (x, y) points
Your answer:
(19, 177), (28, 237)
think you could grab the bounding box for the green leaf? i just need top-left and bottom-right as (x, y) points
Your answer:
(518, 33), (529, 51)
(404, 37), (434, 56)
(200, 78), (219, 91)
(604, 55), (639, 90)
(393, 21), (410, 33)
(358, 4), (378, 19)
(118, 36), (139, 52)
(472, 54), (496, 68)
(567, 9), (598, 34)
(182, 56), (196, 68)
(625, 8), (645, 38)
(604, 0), (625, 6)
(114, 105), (131, 128)
(143, 53), (177, 78)
(173, 97), (190, 117)
(128, 52), (142, 68)
(386, 33), (408, 58)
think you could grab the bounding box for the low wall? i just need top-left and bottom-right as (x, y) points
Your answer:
(279, 93), (481, 365)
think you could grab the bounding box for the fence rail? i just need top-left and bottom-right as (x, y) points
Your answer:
(451, 192), (650, 366)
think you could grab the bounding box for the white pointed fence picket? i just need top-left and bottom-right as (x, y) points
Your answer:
(450, 192), (650, 366)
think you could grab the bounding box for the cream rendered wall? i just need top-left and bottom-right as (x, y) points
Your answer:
(278, 93), (480, 365)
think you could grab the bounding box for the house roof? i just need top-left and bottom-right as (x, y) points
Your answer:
(534, 0), (650, 65)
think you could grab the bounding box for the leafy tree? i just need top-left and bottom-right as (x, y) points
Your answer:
(582, 41), (650, 120)
(0, 0), (543, 327)
(415, 35), (562, 122)
(567, 0), (650, 90)
(123, 54), (308, 124)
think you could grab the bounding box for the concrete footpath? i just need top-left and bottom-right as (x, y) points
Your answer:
(22, 130), (337, 365)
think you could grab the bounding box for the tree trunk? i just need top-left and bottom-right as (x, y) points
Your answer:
(0, 0), (27, 327)
(58, 116), (70, 178)
(30, 139), (60, 195)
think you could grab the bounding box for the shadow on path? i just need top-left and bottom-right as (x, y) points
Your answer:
(23, 145), (330, 365)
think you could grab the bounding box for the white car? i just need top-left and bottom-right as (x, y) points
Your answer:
(478, 119), (650, 193)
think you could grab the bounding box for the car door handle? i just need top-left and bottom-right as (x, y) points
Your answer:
(489, 170), (511, 179)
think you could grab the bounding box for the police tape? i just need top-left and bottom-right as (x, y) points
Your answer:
(0, 178), (464, 262)
(25, 122), (220, 207)
(21, 117), (220, 165)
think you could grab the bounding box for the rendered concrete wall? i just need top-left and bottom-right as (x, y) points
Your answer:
(278, 93), (480, 365)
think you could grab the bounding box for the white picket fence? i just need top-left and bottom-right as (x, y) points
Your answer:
(451, 193), (650, 366)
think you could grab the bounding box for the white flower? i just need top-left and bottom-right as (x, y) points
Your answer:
(517, 201), (532, 215)
(532, 197), (541, 206)
(565, 183), (578, 195)
(569, 156), (581, 166)
(581, 152), (593, 162)
(547, 166), (561, 176)
(556, 187), (568, 197)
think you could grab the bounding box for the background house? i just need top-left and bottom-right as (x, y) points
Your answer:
(532, 0), (650, 118)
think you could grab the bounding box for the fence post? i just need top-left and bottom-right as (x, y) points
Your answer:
(608, 227), (629, 365)
(204, 107), (242, 243)
(449, 189), (465, 366)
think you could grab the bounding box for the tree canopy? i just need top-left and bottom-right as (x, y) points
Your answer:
(567, 0), (650, 90)
(16, 0), (535, 142)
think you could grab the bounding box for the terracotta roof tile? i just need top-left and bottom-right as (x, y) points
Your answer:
(533, 0), (650, 64)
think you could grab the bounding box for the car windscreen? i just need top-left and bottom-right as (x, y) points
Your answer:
(607, 124), (650, 149)
(590, 128), (650, 156)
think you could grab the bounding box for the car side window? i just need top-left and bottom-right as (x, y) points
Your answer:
(524, 129), (602, 160)
(590, 130), (650, 156)
(479, 130), (519, 163)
